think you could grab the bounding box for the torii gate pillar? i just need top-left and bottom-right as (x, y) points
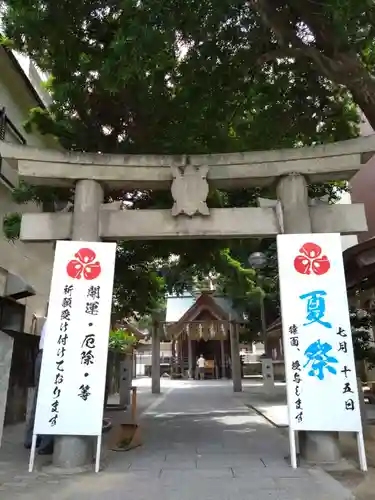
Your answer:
(53, 179), (103, 470)
(277, 174), (341, 465)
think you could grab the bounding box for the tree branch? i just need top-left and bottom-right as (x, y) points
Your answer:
(257, 47), (306, 64)
(256, 44), (337, 78)
(248, 0), (303, 48)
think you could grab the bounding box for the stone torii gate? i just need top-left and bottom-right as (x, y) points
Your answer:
(1, 135), (374, 471)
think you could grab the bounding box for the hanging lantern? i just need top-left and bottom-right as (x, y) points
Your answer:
(198, 322), (203, 338)
(209, 322), (215, 339)
(220, 322), (226, 338)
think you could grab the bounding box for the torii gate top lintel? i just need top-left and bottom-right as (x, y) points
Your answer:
(1, 135), (371, 242)
(1, 135), (375, 190)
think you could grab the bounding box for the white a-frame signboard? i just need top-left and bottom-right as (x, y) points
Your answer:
(277, 233), (367, 471)
(29, 241), (116, 473)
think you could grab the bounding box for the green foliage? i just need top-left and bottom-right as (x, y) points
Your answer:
(135, 315), (153, 332)
(0, 34), (13, 48)
(111, 242), (169, 320)
(11, 180), (72, 206)
(3, 212), (21, 241)
(1, 0), (371, 320)
(1, 0), (360, 155)
(350, 307), (375, 367)
(216, 239), (280, 339)
(245, 0), (375, 128)
(109, 328), (138, 352)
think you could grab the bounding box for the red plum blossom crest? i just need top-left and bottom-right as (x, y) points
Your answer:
(293, 242), (330, 276)
(66, 248), (101, 280)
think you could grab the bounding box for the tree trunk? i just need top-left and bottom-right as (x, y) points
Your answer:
(250, 0), (375, 131)
(312, 50), (375, 131)
(348, 80), (375, 132)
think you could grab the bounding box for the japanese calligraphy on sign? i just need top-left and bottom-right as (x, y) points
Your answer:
(277, 234), (362, 432)
(33, 241), (116, 437)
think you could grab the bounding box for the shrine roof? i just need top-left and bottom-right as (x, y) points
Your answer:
(165, 292), (243, 324)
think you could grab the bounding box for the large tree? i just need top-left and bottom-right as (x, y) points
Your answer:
(248, 0), (375, 129)
(0, 0), (362, 319)
(164, 0), (375, 128)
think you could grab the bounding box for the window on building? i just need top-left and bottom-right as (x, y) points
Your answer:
(0, 107), (27, 144)
(0, 298), (26, 333)
(0, 107), (5, 140)
(0, 107), (27, 189)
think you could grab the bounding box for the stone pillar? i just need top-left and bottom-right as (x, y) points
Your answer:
(229, 321), (242, 392)
(53, 179), (103, 470)
(260, 295), (270, 357)
(262, 358), (275, 393)
(357, 377), (367, 427)
(151, 321), (160, 394)
(220, 340), (226, 379)
(71, 180), (103, 241)
(188, 337), (193, 378)
(277, 174), (341, 465)
(276, 174), (311, 234)
(119, 355), (132, 406)
(0, 331), (13, 446)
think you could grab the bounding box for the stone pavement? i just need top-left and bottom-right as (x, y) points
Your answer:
(240, 380), (375, 430)
(0, 378), (160, 492)
(0, 378), (354, 499)
(240, 379), (375, 499)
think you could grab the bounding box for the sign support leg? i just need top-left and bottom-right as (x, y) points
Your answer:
(357, 431), (368, 472)
(289, 429), (297, 469)
(28, 434), (38, 472)
(95, 435), (102, 473)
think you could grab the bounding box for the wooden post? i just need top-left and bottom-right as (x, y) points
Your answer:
(229, 321), (242, 392)
(220, 340), (226, 379)
(151, 321), (160, 394)
(179, 338), (184, 376)
(188, 337), (193, 378)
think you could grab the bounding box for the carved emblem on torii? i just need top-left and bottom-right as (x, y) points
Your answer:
(170, 161), (210, 217)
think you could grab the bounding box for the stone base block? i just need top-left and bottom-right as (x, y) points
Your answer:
(53, 436), (94, 469)
(299, 431), (341, 464)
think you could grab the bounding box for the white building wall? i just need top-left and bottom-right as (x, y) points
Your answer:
(0, 50), (56, 334)
(340, 110), (375, 251)
(0, 184), (54, 333)
(136, 342), (172, 376)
